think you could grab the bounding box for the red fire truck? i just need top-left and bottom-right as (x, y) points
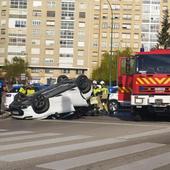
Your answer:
(117, 49), (170, 118)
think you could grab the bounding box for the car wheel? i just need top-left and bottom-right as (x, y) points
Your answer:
(57, 75), (69, 83)
(108, 100), (119, 115)
(32, 94), (49, 114)
(14, 93), (26, 103)
(76, 75), (91, 94)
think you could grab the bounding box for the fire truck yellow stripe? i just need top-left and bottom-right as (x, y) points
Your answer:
(122, 87), (129, 93)
(136, 78), (144, 85)
(163, 78), (170, 85)
(148, 78), (157, 85)
(142, 78), (150, 85)
(154, 78), (166, 84)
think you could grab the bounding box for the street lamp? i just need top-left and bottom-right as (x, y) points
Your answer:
(106, 0), (113, 90)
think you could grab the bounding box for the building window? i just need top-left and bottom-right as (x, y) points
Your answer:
(46, 29), (55, 36)
(32, 20), (41, 26)
(47, 11), (55, 17)
(61, 69), (70, 74)
(33, 10), (42, 17)
(45, 69), (53, 73)
(31, 58), (39, 64)
(46, 20), (55, 26)
(60, 54), (73, 57)
(76, 69), (84, 75)
(61, 2), (75, 11)
(32, 39), (40, 45)
(79, 12), (86, 18)
(1, 29), (6, 35)
(122, 33), (131, 39)
(33, 1), (42, 7)
(47, 1), (56, 8)
(45, 40), (55, 46)
(44, 58), (54, 65)
(15, 20), (26, 27)
(32, 29), (41, 36)
(1, 10), (6, 16)
(9, 37), (26, 45)
(61, 21), (74, 29)
(60, 30), (74, 39)
(10, 0), (27, 9)
(60, 40), (73, 48)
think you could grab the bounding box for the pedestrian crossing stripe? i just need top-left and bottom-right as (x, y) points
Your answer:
(0, 131), (32, 137)
(37, 143), (165, 170)
(0, 135), (92, 151)
(109, 152), (170, 170)
(0, 133), (61, 143)
(0, 137), (126, 162)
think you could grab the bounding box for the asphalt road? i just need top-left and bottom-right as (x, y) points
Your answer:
(0, 114), (170, 170)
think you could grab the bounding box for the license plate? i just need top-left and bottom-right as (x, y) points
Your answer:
(155, 99), (163, 104)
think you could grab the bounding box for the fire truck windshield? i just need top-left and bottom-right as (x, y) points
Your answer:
(136, 54), (170, 74)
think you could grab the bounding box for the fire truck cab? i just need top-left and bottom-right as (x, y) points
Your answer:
(118, 49), (170, 118)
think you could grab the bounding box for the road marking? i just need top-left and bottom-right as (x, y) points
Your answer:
(43, 119), (169, 128)
(0, 135), (91, 151)
(0, 138), (126, 162)
(0, 133), (61, 143)
(0, 129), (7, 132)
(110, 152), (170, 170)
(118, 127), (170, 140)
(0, 131), (32, 137)
(37, 143), (164, 170)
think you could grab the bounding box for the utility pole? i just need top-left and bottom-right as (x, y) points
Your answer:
(106, 0), (113, 89)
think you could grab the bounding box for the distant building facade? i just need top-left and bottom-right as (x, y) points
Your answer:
(0, 0), (169, 83)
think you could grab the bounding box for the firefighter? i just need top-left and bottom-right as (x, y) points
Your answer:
(99, 80), (109, 113)
(26, 84), (35, 96)
(92, 80), (101, 96)
(19, 85), (27, 95)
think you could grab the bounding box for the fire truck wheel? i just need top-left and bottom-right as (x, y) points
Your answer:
(32, 94), (49, 114)
(57, 75), (69, 83)
(108, 99), (119, 115)
(75, 75), (91, 94)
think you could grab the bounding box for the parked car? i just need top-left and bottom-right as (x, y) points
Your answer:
(108, 86), (119, 115)
(9, 75), (92, 120)
(3, 84), (23, 110)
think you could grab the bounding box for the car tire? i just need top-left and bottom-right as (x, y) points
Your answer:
(57, 75), (69, 83)
(14, 93), (26, 103)
(108, 99), (119, 115)
(76, 75), (91, 94)
(32, 94), (49, 114)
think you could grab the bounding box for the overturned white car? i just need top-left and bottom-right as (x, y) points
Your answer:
(9, 75), (92, 120)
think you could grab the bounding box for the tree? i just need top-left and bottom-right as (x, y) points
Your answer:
(2, 57), (30, 84)
(157, 9), (170, 49)
(92, 48), (132, 85)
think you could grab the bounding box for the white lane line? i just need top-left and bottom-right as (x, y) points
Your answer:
(110, 152), (170, 170)
(43, 119), (168, 128)
(0, 129), (7, 132)
(37, 143), (164, 170)
(0, 131), (32, 136)
(0, 138), (126, 162)
(0, 135), (91, 151)
(0, 133), (61, 143)
(118, 127), (170, 140)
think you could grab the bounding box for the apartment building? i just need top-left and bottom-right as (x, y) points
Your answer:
(0, 0), (169, 83)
